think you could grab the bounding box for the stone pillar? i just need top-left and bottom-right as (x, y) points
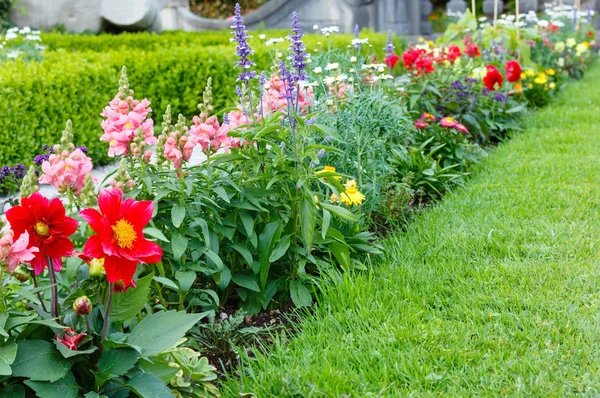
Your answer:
(447, 0), (467, 13)
(519, 0), (539, 13)
(377, 0), (410, 35)
(483, 0), (504, 18)
(101, 0), (162, 32)
(420, 0), (433, 35)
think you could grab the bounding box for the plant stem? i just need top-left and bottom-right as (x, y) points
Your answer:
(85, 315), (92, 336)
(101, 284), (113, 342)
(46, 256), (59, 318)
(31, 272), (48, 313)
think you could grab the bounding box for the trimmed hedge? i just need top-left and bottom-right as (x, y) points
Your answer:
(1, 30), (403, 166)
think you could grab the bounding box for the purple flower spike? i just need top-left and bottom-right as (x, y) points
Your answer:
(354, 24), (360, 51)
(289, 11), (307, 82)
(231, 3), (256, 81)
(385, 30), (394, 58)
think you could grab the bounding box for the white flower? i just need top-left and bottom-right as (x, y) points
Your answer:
(324, 74), (348, 85)
(19, 27), (31, 34)
(566, 38), (577, 48)
(378, 74), (393, 80)
(478, 17), (488, 22)
(576, 43), (588, 56)
(321, 26), (339, 35)
(377, 66), (385, 73)
(314, 49), (319, 53)
(537, 20), (549, 27)
(555, 41), (565, 51)
(265, 37), (285, 46)
(299, 81), (319, 88)
(276, 52), (283, 58)
(349, 68), (355, 73)
(348, 77), (354, 82)
(351, 38), (369, 47)
(557, 57), (565, 67)
(5, 31), (17, 40)
(259, 34), (266, 40)
(326, 99), (334, 106)
(6, 50), (22, 59)
(350, 56), (357, 63)
(313, 24), (319, 30)
(25, 34), (41, 41)
(325, 63), (339, 71)
(317, 41), (322, 46)
(313, 66), (323, 74)
(361, 63), (386, 70)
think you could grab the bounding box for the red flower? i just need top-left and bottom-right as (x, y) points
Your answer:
(414, 119), (429, 129)
(421, 113), (437, 122)
(446, 45), (462, 63)
(384, 53), (400, 70)
(440, 117), (458, 128)
(414, 55), (435, 75)
(505, 60), (522, 83)
(5, 192), (78, 274)
(56, 327), (86, 351)
(79, 188), (162, 289)
(483, 65), (503, 91)
(463, 36), (480, 58)
(402, 47), (426, 70)
(455, 123), (469, 134)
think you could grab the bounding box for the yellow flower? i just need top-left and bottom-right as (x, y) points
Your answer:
(344, 179), (357, 189)
(534, 73), (548, 85)
(576, 43), (588, 56)
(316, 166), (341, 180)
(584, 41), (590, 48)
(545, 68), (555, 76)
(514, 82), (523, 94)
(313, 195), (319, 204)
(566, 38), (576, 48)
(549, 82), (556, 89)
(525, 69), (536, 77)
(340, 187), (365, 206)
(555, 41), (565, 52)
(527, 83), (533, 88)
(418, 37), (425, 42)
(330, 193), (339, 202)
(520, 72), (526, 80)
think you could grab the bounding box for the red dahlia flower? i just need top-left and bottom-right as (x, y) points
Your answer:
(483, 65), (503, 91)
(505, 60), (522, 83)
(79, 188), (162, 289)
(384, 53), (400, 70)
(56, 327), (86, 351)
(6, 192), (78, 274)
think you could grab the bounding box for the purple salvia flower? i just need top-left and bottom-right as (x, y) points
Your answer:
(279, 60), (295, 105)
(223, 112), (230, 125)
(317, 149), (325, 158)
(289, 12), (307, 83)
(385, 30), (394, 59)
(34, 154), (50, 166)
(231, 3), (256, 81)
(354, 24), (360, 51)
(259, 71), (267, 86)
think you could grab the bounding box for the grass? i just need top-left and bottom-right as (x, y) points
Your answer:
(221, 63), (600, 396)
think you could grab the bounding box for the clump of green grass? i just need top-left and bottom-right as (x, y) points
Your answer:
(221, 63), (600, 396)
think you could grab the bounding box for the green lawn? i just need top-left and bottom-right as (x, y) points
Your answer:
(222, 63), (600, 396)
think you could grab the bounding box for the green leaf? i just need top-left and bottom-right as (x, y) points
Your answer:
(269, 234), (291, 263)
(24, 371), (78, 398)
(215, 266), (231, 291)
(125, 372), (174, 398)
(96, 348), (139, 384)
(0, 342), (17, 376)
(110, 273), (154, 323)
(126, 311), (203, 357)
(171, 205), (186, 228)
(11, 340), (71, 382)
(205, 250), (224, 271)
(258, 221), (282, 288)
(239, 212), (254, 237)
(231, 243), (253, 266)
(153, 276), (180, 291)
(213, 186), (230, 203)
(143, 227), (169, 243)
(321, 208), (331, 239)
(319, 202), (358, 222)
(175, 270), (196, 293)
(0, 385), (26, 398)
(54, 340), (97, 358)
(140, 357), (179, 383)
(290, 280), (312, 307)
(171, 232), (188, 261)
(329, 241), (351, 269)
(232, 272), (261, 292)
(300, 194), (316, 251)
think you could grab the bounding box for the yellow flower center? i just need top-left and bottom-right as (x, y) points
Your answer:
(112, 219), (137, 249)
(110, 139), (116, 146)
(34, 221), (50, 237)
(124, 123), (133, 130)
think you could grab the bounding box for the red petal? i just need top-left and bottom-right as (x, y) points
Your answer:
(83, 235), (104, 259)
(79, 208), (105, 234)
(103, 255), (137, 284)
(127, 200), (154, 230)
(98, 188), (122, 223)
(131, 239), (162, 264)
(45, 236), (74, 258)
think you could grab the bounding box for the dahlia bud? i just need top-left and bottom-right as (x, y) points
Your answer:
(88, 258), (105, 279)
(73, 296), (92, 315)
(12, 265), (31, 283)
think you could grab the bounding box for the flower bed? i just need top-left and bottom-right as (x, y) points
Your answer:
(0, 3), (597, 396)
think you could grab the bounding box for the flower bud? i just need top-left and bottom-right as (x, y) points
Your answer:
(88, 257), (106, 280)
(12, 265), (31, 283)
(143, 150), (152, 164)
(73, 296), (92, 315)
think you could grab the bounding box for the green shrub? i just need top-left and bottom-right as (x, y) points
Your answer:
(0, 30), (402, 167)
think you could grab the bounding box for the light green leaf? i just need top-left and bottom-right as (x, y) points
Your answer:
(231, 243), (253, 266)
(239, 212), (254, 237)
(290, 280), (313, 307)
(143, 227), (169, 243)
(171, 205), (186, 228)
(0, 342), (17, 376)
(232, 273), (260, 292)
(110, 273), (154, 323)
(269, 234), (291, 263)
(321, 208), (331, 239)
(11, 340), (70, 382)
(153, 276), (179, 291)
(171, 232), (188, 261)
(126, 311), (203, 357)
(140, 357), (179, 383)
(318, 202), (358, 222)
(175, 270), (196, 293)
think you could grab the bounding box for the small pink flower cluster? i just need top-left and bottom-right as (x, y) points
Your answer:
(39, 148), (94, 194)
(164, 112), (244, 169)
(100, 95), (156, 157)
(328, 82), (347, 100)
(0, 227), (38, 273)
(262, 74), (314, 114)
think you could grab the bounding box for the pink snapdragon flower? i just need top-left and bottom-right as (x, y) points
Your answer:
(39, 148), (94, 194)
(0, 229), (39, 273)
(100, 95), (156, 157)
(261, 74), (314, 115)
